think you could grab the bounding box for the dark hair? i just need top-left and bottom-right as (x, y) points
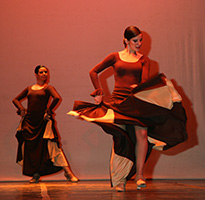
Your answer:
(34, 65), (48, 74)
(123, 26), (141, 46)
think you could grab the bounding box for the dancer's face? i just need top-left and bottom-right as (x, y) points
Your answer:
(37, 67), (48, 82)
(128, 34), (143, 52)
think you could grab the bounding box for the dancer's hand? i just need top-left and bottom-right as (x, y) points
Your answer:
(94, 95), (103, 105)
(130, 84), (138, 88)
(20, 110), (26, 117)
(44, 113), (51, 121)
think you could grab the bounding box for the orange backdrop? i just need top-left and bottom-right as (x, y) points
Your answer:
(0, 0), (204, 181)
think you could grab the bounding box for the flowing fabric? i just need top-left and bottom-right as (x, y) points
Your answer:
(16, 113), (68, 177)
(68, 74), (187, 186)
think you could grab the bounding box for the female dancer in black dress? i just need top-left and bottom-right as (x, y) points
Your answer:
(13, 65), (78, 183)
(68, 26), (187, 191)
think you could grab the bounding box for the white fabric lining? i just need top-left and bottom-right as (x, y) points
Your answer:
(148, 136), (167, 151)
(17, 120), (68, 167)
(134, 79), (182, 110)
(110, 145), (133, 187)
(68, 109), (115, 123)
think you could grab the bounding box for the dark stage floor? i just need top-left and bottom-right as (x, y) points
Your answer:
(0, 179), (205, 200)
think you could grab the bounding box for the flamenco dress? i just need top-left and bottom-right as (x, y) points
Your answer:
(14, 85), (68, 177)
(67, 53), (187, 187)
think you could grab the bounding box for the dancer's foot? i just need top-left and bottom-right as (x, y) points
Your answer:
(64, 172), (79, 183)
(29, 173), (40, 183)
(115, 182), (126, 192)
(135, 175), (146, 190)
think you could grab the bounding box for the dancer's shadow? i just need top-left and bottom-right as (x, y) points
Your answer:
(145, 79), (198, 177)
(163, 79), (198, 155)
(139, 32), (197, 178)
(145, 79), (198, 176)
(140, 31), (159, 78)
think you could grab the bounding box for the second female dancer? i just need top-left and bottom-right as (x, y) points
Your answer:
(13, 65), (79, 183)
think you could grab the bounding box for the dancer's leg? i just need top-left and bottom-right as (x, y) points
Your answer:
(135, 127), (148, 189)
(63, 166), (79, 182)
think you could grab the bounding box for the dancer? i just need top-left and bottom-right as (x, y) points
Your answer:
(13, 65), (78, 183)
(68, 26), (187, 191)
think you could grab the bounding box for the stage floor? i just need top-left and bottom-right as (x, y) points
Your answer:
(0, 179), (205, 200)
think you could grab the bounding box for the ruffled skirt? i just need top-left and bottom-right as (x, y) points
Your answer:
(16, 113), (68, 177)
(68, 74), (187, 186)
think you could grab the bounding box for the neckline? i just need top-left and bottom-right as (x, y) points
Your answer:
(30, 84), (48, 91)
(117, 52), (143, 63)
